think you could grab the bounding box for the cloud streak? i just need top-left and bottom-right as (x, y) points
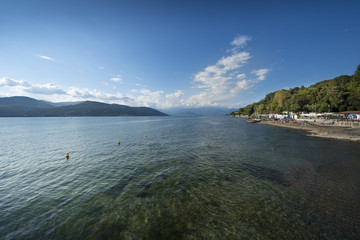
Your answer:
(0, 77), (30, 87)
(252, 68), (271, 81)
(26, 83), (66, 95)
(38, 55), (56, 61)
(110, 74), (123, 82)
(0, 77), (65, 96)
(231, 35), (251, 48)
(110, 77), (122, 82)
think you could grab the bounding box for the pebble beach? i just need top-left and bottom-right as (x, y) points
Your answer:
(259, 120), (360, 142)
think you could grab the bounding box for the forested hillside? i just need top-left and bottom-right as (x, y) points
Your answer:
(232, 65), (360, 116)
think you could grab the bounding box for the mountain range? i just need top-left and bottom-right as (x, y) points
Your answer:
(0, 96), (167, 117)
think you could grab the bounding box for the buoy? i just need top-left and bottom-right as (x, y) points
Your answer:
(118, 140), (120, 145)
(145, 133), (148, 138)
(65, 152), (70, 159)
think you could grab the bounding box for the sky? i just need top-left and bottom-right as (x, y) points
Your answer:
(1, 0), (360, 109)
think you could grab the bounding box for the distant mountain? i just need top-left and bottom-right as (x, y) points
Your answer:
(170, 110), (201, 117)
(0, 96), (54, 117)
(24, 101), (168, 117)
(0, 97), (167, 117)
(163, 107), (237, 116)
(42, 100), (83, 107)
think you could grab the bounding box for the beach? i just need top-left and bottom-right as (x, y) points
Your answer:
(259, 120), (360, 142)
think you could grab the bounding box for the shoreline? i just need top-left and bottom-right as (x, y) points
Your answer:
(259, 120), (360, 142)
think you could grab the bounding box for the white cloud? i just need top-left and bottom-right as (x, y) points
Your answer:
(164, 90), (184, 108)
(231, 35), (251, 48)
(110, 77), (122, 82)
(135, 83), (148, 88)
(0, 77), (65, 95)
(0, 77), (65, 100)
(184, 92), (218, 107)
(236, 73), (246, 79)
(252, 68), (271, 81)
(66, 87), (131, 103)
(128, 88), (187, 108)
(130, 88), (164, 107)
(0, 77), (30, 87)
(25, 83), (66, 95)
(217, 52), (251, 71)
(187, 35), (270, 107)
(67, 87), (103, 99)
(193, 51), (251, 91)
(167, 90), (184, 99)
(38, 55), (56, 62)
(229, 79), (256, 95)
(190, 41), (252, 106)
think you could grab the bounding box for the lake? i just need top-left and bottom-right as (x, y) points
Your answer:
(1, 116), (360, 239)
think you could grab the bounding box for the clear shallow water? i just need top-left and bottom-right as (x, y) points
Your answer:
(1, 116), (360, 239)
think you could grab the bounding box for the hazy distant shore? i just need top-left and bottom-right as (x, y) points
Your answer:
(259, 120), (360, 142)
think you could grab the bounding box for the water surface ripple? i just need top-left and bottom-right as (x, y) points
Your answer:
(1, 116), (360, 239)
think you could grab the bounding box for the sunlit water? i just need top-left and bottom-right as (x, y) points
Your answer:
(1, 116), (360, 239)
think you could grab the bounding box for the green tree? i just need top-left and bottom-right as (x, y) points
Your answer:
(255, 103), (265, 113)
(232, 65), (360, 114)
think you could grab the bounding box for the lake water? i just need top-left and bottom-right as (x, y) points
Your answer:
(1, 116), (360, 239)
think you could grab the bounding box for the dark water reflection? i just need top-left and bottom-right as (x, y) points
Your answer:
(0, 116), (360, 239)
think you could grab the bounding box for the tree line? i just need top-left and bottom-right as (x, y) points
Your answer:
(232, 65), (360, 116)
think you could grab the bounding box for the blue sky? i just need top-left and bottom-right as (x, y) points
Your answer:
(1, 0), (359, 109)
